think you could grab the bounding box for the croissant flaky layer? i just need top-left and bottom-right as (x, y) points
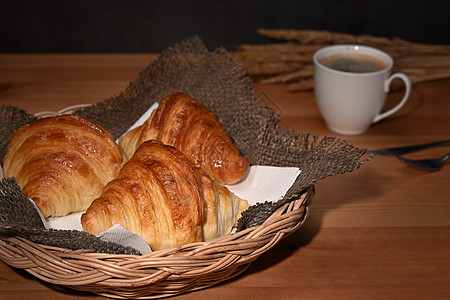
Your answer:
(118, 92), (250, 184)
(81, 140), (248, 251)
(2, 114), (124, 218)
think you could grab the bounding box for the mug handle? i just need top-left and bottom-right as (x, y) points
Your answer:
(373, 73), (412, 123)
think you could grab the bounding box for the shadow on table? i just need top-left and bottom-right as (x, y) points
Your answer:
(240, 161), (389, 277)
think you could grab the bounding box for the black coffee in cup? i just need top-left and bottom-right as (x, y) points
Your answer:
(320, 53), (388, 73)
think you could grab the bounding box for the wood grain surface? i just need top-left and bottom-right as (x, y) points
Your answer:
(0, 54), (449, 300)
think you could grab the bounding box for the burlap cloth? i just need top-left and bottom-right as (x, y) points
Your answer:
(0, 36), (370, 255)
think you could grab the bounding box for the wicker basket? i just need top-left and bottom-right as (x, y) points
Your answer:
(0, 101), (314, 299)
(0, 184), (312, 299)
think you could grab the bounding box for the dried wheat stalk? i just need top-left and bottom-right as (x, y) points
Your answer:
(232, 29), (450, 92)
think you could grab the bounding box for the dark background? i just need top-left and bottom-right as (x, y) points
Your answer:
(1, 0), (449, 53)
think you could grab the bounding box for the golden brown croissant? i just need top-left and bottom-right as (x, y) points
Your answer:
(81, 140), (248, 251)
(199, 169), (249, 242)
(118, 92), (249, 184)
(2, 114), (124, 218)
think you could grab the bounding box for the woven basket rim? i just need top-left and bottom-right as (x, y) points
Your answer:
(33, 103), (92, 118)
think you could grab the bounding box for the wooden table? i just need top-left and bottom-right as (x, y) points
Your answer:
(1, 54), (449, 299)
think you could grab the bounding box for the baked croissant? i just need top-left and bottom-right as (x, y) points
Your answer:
(2, 114), (124, 218)
(118, 92), (249, 184)
(81, 140), (248, 251)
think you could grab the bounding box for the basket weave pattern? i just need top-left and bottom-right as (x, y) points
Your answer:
(0, 188), (312, 299)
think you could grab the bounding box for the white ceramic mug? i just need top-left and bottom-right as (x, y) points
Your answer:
(313, 45), (412, 135)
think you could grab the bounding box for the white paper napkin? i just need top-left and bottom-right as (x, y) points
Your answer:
(96, 224), (151, 254)
(225, 165), (301, 206)
(47, 211), (83, 231)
